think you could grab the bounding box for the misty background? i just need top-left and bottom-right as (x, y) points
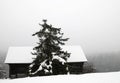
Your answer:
(0, 0), (120, 77)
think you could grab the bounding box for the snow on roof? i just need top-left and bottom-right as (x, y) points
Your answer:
(5, 47), (34, 64)
(62, 46), (87, 62)
(5, 46), (87, 64)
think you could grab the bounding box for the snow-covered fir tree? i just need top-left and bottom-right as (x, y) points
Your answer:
(29, 20), (70, 76)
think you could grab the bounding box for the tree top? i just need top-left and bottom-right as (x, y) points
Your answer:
(43, 19), (47, 24)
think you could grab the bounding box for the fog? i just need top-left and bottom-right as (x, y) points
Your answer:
(0, 0), (120, 55)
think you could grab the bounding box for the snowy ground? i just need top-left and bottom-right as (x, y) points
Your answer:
(0, 72), (120, 83)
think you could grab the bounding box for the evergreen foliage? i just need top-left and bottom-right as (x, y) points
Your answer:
(29, 20), (70, 76)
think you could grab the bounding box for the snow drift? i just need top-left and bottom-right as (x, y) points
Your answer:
(0, 72), (120, 83)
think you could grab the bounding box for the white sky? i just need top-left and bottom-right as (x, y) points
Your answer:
(0, 0), (120, 54)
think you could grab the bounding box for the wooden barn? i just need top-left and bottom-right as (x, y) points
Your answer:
(5, 46), (87, 78)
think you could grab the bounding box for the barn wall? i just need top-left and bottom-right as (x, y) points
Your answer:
(8, 62), (84, 78)
(9, 64), (30, 78)
(67, 62), (84, 74)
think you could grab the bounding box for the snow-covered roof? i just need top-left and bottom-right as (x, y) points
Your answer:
(5, 46), (87, 64)
(5, 47), (34, 64)
(62, 46), (87, 62)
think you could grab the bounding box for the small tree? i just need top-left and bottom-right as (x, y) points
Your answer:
(29, 20), (70, 76)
